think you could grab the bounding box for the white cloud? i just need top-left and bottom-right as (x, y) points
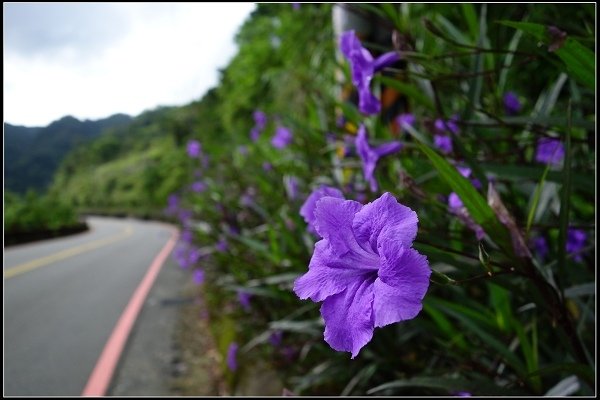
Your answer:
(3, 3), (256, 126)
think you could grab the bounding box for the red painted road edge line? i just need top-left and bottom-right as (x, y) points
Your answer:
(82, 228), (179, 396)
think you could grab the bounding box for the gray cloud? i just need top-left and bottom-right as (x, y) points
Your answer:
(4, 3), (131, 60)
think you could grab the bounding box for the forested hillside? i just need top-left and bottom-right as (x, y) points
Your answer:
(5, 114), (131, 194)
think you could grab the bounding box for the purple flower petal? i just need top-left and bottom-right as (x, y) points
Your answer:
(352, 192), (418, 253)
(321, 279), (375, 359)
(374, 246), (430, 327)
(503, 91), (522, 115)
(535, 137), (564, 166)
(272, 126), (293, 149)
(300, 186), (345, 235)
(448, 192), (464, 209)
(434, 134), (453, 154)
(227, 342), (238, 371)
(193, 269), (205, 285)
(372, 51), (400, 71)
(313, 197), (364, 255)
(294, 240), (375, 302)
(187, 140), (202, 158)
(396, 113), (415, 129)
(355, 125), (402, 192)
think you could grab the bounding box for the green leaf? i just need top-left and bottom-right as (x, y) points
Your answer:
(367, 376), (527, 396)
(498, 21), (595, 88)
(430, 270), (457, 286)
(527, 363), (595, 387)
(557, 102), (573, 292)
(461, 4), (479, 42)
(413, 141), (514, 256)
(526, 163), (551, 235)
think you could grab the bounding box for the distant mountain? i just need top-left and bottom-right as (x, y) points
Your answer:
(4, 114), (132, 194)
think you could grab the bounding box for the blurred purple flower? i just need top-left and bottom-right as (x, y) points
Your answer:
(180, 229), (193, 244)
(250, 110), (267, 141)
(340, 30), (400, 115)
(253, 110), (267, 129)
(165, 194), (180, 216)
(174, 244), (202, 269)
(300, 185), (345, 235)
(216, 238), (228, 253)
(336, 115), (346, 129)
(455, 392), (472, 397)
(269, 330), (283, 347)
(292, 3), (300, 10)
(238, 145), (248, 155)
(293, 193), (430, 358)
(457, 166), (482, 190)
(272, 126), (293, 149)
(533, 236), (549, 260)
(191, 181), (206, 193)
(284, 176), (300, 200)
(535, 137), (564, 166)
(187, 140), (202, 158)
(193, 269), (205, 285)
(567, 228), (587, 262)
(434, 134), (453, 154)
(396, 113), (415, 130)
(356, 124), (402, 192)
(503, 91), (522, 115)
(434, 115), (460, 135)
(227, 342), (238, 371)
(262, 162), (273, 172)
(238, 290), (252, 312)
(447, 186), (485, 242)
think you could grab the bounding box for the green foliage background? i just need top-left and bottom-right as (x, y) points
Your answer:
(6, 3), (595, 396)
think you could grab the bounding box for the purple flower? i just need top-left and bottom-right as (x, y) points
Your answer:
(237, 290), (252, 312)
(293, 192), (431, 358)
(249, 110), (268, 141)
(447, 191), (485, 241)
(253, 110), (267, 129)
(448, 192), (464, 209)
(227, 342), (238, 371)
(434, 134), (453, 154)
(300, 186), (345, 235)
(262, 162), (273, 172)
(269, 330), (283, 347)
(292, 3), (300, 10)
(456, 166), (482, 189)
(454, 392), (472, 397)
(566, 228), (587, 262)
(180, 229), (193, 244)
(193, 269), (205, 285)
(238, 145), (248, 155)
(503, 91), (522, 115)
(396, 113), (415, 130)
(340, 30), (400, 115)
(216, 238), (228, 253)
(535, 137), (564, 166)
(272, 126), (293, 149)
(250, 126), (261, 142)
(191, 181), (206, 193)
(173, 244), (202, 269)
(434, 115), (460, 135)
(284, 175), (300, 200)
(533, 236), (549, 260)
(165, 194), (180, 216)
(187, 140), (202, 158)
(356, 125), (402, 192)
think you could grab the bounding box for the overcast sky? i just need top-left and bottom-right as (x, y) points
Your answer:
(3, 3), (256, 127)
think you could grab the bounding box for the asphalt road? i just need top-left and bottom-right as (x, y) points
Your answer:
(4, 216), (176, 396)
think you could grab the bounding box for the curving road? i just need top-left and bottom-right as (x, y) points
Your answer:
(4, 216), (177, 396)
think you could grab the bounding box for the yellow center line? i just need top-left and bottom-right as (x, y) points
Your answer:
(4, 225), (134, 280)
